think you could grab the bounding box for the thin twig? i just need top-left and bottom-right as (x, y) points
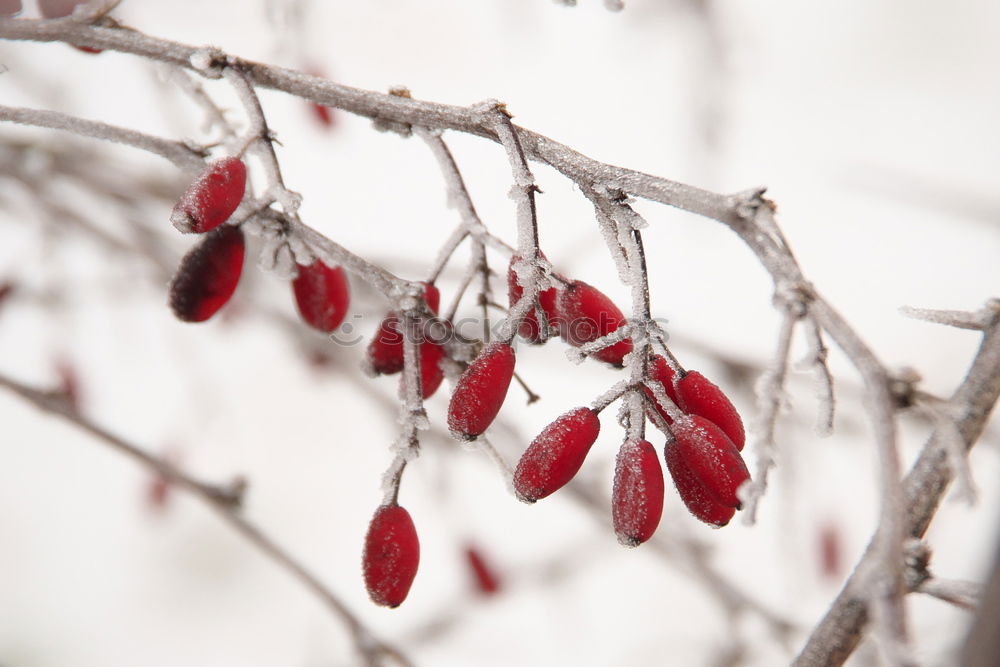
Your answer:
(0, 371), (411, 667)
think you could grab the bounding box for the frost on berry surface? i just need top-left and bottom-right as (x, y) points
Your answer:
(612, 439), (664, 547)
(513, 407), (601, 503)
(170, 157), (247, 234)
(291, 260), (350, 332)
(642, 355), (681, 423)
(557, 280), (632, 367)
(416, 340), (445, 399)
(362, 504), (420, 608)
(507, 253), (560, 343)
(670, 415), (750, 509)
(664, 439), (736, 527)
(169, 224), (245, 323)
(447, 343), (516, 440)
(677, 371), (746, 451)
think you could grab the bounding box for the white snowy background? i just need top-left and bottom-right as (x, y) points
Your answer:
(1, 1), (998, 665)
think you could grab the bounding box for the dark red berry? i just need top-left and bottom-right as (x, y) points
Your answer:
(170, 157), (247, 234)
(513, 407), (601, 503)
(664, 439), (736, 527)
(418, 340), (445, 399)
(465, 546), (501, 595)
(507, 253), (559, 343)
(676, 371), (745, 451)
(422, 282), (441, 314)
(612, 438), (664, 546)
(310, 103), (336, 128)
(362, 504), (420, 608)
(557, 280), (632, 367)
(365, 283), (441, 376)
(169, 225), (245, 322)
(447, 342), (516, 440)
(642, 355), (681, 424)
(670, 415), (750, 508)
(292, 260), (350, 332)
(367, 315), (405, 375)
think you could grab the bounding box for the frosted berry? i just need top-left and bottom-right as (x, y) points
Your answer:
(612, 439), (664, 547)
(170, 157), (247, 234)
(292, 260), (350, 332)
(367, 315), (405, 375)
(664, 439), (736, 527)
(365, 283), (441, 376)
(362, 504), (420, 608)
(447, 342), (516, 440)
(169, 225), (245, 322)
(676, 371), (746, 451)
(507, 253), (559, 343)
(670, 415), (750, 508)
(465, 546), (501, 595)
(418, 340), (445, 399)
(557, 280), (632, 367)
(513, 407), (601, 503)
(643, 355), (681, 424)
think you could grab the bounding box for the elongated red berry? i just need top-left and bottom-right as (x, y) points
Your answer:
(677, 371), (745, 451)
(643, 355), (681, 424)
(169, 225), (245, 322)
(513, 407), (601, 503)
(362, 504), (419, 608)
(418, 340), (445, 399)
(612, 439), (664, 546)
(447, 342), (516, 440)
(365, 283), (441, 376)
(170, 157), (247, 234)
(508, 254), (559, 343)
(292, 260), (350, 332)
(664, 439), (735, 527)
(465, 546), (501, 595)
(557, 280), (632, 366)
(670, 415), (750, 508)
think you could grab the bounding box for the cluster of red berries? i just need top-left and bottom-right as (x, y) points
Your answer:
(167, 161), (749, 610)
(167, 157), (351, 331)
(359, 254), (750, 607)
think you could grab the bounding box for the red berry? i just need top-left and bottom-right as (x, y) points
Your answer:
(169, 225), (245, 322)
(513, 407), (601, 503)
(418, 340), (445, 399)
(612, 438), (664, 546)
(557, 280), (632, 367)
(670, 415), (750, 508)
(664, 439), (736, 527)
(362, 504), (420, 608)
(422, 282), (441, 314)
(365, 283), (440, 376)
(676, 371), (745, 451)
(292, 260), (350, 332)
(507, 253), (559, 343)
(465, 546), (501, 595)
(170, 157), (247, 234)
(642, 355), (681, 424)
(447, 342), (516, 440)
(367, 314), (405, 375)
(310, 103), (336, 128)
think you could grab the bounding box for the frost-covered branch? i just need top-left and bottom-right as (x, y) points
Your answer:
(794, 309), (1000, 666)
